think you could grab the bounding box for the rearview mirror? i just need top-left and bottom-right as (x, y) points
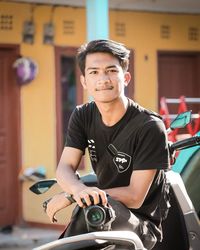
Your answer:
(170, 111), (192, 130)
(29, 179), (57, 194)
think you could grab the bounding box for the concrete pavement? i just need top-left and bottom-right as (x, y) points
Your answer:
(0, 226), (61, 249)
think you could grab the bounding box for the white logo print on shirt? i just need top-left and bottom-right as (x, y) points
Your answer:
(113, 152), (132, 173)
(88, 139), (97, 162)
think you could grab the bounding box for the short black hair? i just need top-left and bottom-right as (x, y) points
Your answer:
(77, 39), (130, 75)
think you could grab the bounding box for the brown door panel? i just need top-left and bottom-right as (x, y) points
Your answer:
(0, 46), (21, 226)
(158, 52), (200, 114)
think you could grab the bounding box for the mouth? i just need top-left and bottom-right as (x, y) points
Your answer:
(95, 86), (114, 91)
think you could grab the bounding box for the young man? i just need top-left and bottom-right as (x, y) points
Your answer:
(46, 39), (170, 249)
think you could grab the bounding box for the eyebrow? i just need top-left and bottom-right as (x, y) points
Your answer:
(86, 65), (119, 71)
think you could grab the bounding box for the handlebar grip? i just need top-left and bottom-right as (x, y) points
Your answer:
(170, 136), (200, 152)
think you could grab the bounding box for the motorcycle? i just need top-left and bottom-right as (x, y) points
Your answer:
(30, 111), (200, 250)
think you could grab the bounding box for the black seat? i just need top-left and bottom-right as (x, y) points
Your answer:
(153, 186), (189, 250)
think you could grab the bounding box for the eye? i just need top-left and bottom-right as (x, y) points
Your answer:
(89, 70), (98, 75)
(107, 68), (118, 73)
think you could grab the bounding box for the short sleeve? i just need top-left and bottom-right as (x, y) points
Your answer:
(65, 107), (88, 153)
(132, 118), (170, 170)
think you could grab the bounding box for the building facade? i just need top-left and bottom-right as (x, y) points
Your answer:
(0, 1), (200, 227)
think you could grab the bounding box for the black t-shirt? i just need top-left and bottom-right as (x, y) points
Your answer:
(65, 99), (170, 238)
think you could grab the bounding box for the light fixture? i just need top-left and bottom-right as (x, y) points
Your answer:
(43, 6), (55, 45)
(23, 20), (35, 44)
(22, 5), (35, 44)
(43, 22), (54, 44)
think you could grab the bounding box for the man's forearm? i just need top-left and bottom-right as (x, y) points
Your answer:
(56, 162), (86, 195)
(105, 186), (143, 209)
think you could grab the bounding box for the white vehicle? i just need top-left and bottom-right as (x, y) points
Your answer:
(30, 111), (200, 250)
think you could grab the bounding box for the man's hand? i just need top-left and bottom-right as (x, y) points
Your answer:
(73, 186), (107, 207)
(45, 192), (71, 223)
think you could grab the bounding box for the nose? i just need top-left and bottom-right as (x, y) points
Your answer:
(97, 72), (110, 86)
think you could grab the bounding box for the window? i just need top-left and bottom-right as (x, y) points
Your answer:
(55, 47), (82, 162)
(60, 56), (76, 145)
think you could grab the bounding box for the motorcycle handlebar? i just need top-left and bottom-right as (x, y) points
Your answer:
(170, 136), (200, 152)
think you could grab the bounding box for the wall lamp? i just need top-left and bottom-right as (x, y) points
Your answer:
(22, 5), (35, 44)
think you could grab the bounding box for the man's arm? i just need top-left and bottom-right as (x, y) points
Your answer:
(56, 147), (85, 194)
(46, 168), (156, 222)
(45, 192), (71, 223)
(105, 169), (157, 209)
(56, 146), (107, 207)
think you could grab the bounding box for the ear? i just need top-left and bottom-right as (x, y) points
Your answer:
(124, 72), (131, 87)
(80, 75), (87, 89)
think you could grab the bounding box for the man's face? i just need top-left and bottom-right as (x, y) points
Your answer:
(80, 52), (131, 103)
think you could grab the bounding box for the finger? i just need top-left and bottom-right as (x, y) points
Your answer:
(49, 210), (57, 223)
(74, 190), (93, 207)
(90, 191), (99, 205)
(81, 193), (92, 207)
(46, 204), (55, 222)
(52, 216), (57, 223)
(76, 199), (85, 207)
(75, 195), (87, 207)
(99, 190), (107, 206)
(46, 203), (52, 216)
(47, 210), (53, 222)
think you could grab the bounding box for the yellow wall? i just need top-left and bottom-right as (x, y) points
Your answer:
(110, 11), (200, 110)
(0, 1), (200, 226)
(0, 2), (87, 225)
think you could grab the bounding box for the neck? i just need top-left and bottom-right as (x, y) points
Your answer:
(96, 96), (129, 126)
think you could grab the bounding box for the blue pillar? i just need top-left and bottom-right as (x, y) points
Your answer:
(86, 0), (109, 41)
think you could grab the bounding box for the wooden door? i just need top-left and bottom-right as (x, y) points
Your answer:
(55, 47), (83, 162)
(158, 52), (200, 114)
(0, 46), (21, 227)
